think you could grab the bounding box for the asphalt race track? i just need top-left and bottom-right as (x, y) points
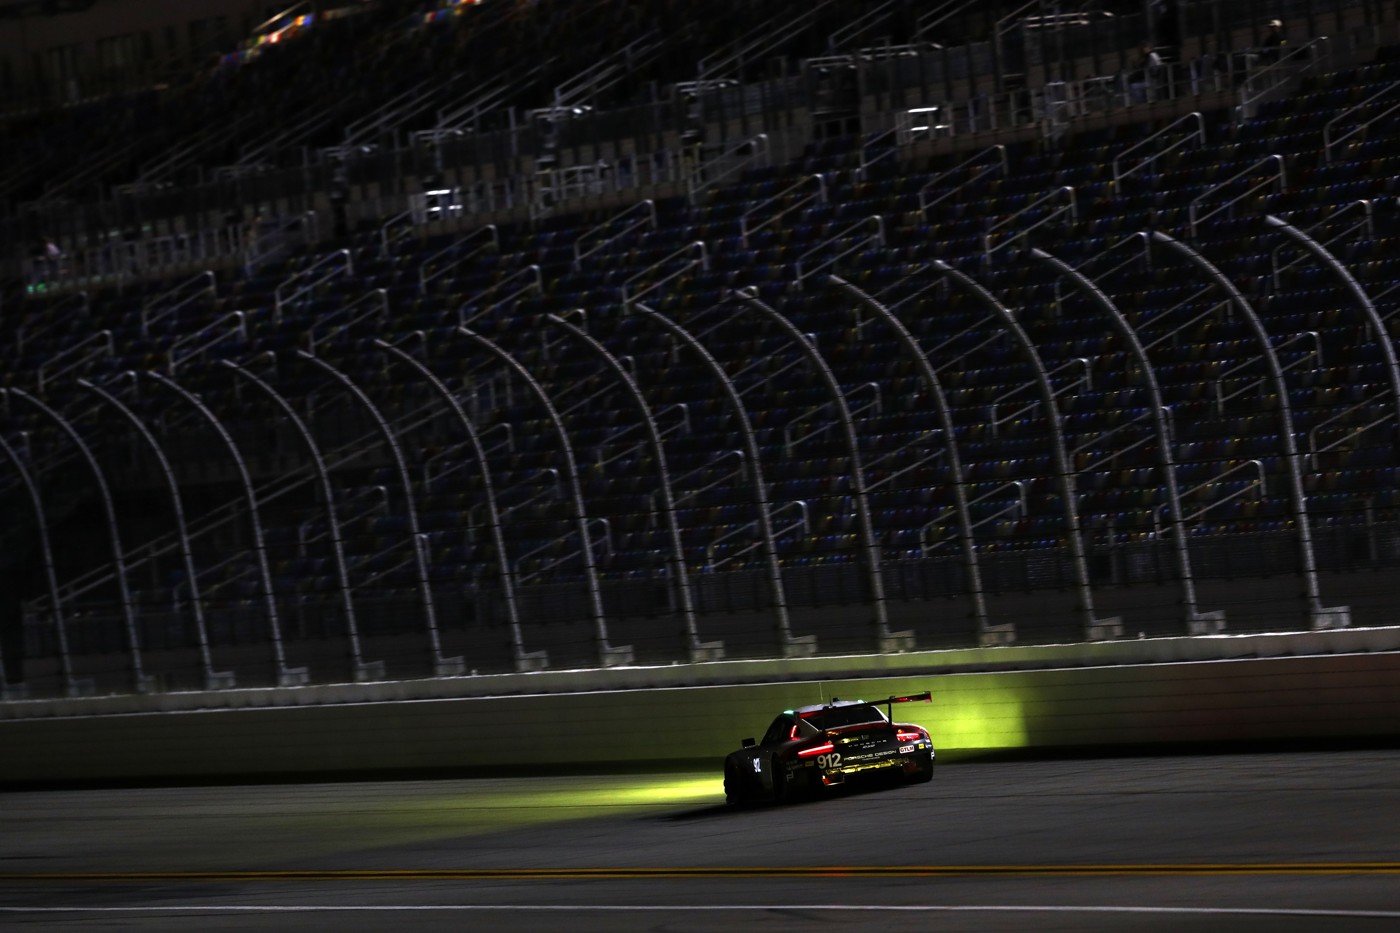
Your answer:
(2, 750), (1398, 931)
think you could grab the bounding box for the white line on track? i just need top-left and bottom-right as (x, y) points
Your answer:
(3, 905), (1400, 919)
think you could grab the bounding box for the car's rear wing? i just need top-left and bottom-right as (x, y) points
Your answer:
(878, 691), (931, 722)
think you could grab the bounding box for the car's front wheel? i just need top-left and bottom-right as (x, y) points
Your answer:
(724, 761), (744, 805)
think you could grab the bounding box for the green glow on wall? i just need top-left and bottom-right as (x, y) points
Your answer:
(807, 675), (1032, 751)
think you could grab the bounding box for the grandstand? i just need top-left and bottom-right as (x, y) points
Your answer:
(2, 0), (1400, 698)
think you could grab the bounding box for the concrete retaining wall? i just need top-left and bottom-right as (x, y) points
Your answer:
(3, 652), (1399, 785)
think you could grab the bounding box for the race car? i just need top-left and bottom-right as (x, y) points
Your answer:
(723, 692), (934, 805)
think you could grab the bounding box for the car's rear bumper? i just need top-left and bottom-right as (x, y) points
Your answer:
(818, 748), (932, 783)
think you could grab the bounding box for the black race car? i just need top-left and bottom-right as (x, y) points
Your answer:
(723, 692), (934, 804)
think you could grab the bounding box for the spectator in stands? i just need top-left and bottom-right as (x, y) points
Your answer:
(1261, 19), (1287, 65)
(1131, 43), (1164, 103)
(38, 236), (63, 281)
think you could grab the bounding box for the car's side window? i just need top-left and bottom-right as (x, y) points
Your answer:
(762, 716), (792, 746)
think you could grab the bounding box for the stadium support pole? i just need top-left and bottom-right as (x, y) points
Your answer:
(543, 313), (720, 663)
(375, 336), (544, 673)
(6, 387), (154, 692)
(1029, 248), (1222, 636)
(931, 261), (1117, 641)
(220, 359), (378, 683)
(296, 350), (464, 678)
(144, 371), (308, 687)
(731, 286), (913, 653)
(1149, 232), (1346, 631)
(1264, 214), (1400, 428)
(632, 303), (814, 657)
(829, 274), (1001, 643)
(0, 432), (76, 697)
(79, 376), (234, 689)
(457, 327), (635, 668)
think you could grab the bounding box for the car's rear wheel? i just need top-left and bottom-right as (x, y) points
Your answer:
(910, 752), (934, 784)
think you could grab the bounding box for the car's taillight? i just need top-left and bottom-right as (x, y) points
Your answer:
(797, 741), (835, 758)
(896, 729), (924, 742)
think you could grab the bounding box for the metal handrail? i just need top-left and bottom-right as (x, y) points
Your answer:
(685, 134), (768, 204)
(1071, 407), (1157, 473)
(140, 271), (215, 338)
(378, 210), (415, 259)
(458, 264), (542, 327)
(740, 174), (827, 248)
(1270, 200), (1373, 289)
(783, 382), (880, 456)
(418, 224), (498, 295)
(864, 431), (946, 493)
(549, 31), (665, 109)
(1141, 295), (1230, 353)
(495, 469), (564, 524)
(733, 344), (811, 397)
(298, 485), (388, 556)
(35, 330), (113, 394)
(1112, 112), (1206, 183)
(416, 60), (552, 146)
(794, 215), (885, 282)
(1306, 398), (1395, 469)
(1073, 231), (1151, 279)
(829, 0), (900, 50)
(856, 127), (900, 181)
(698, 0), (835, 79)
(273, 249), (352, 323)
(921, 480), (1028, 554)
(987, 356), (1091, 436)
(167, 311), (248, 375)
(672, 449), (745, 508)
(1324, 81), (1400, 162)
(1212, 331), (1321, 412)
(1157, 459), (1266, 528)
(341, 75), (436, 147)
(573, 200), (657, 270)
(514, 518), (611, 582)
(305, 289), (389, 354)
(622, 241), (708, 309)
(705, 500), (809, 571)
(415, 79), (514, 145)
(1188, 155), (1285, 238)
(919, 144), (1008, 216)
(984, 186), (1076, 263)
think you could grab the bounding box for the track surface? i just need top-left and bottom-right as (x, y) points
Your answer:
(3, 751), (1399, 931)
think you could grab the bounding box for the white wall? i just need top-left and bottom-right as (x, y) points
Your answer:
(3, 652), (1398, 785)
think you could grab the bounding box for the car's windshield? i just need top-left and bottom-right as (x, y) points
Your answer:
(800, 704), (886, 729)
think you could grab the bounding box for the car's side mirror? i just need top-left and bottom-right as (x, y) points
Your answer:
(741, 737), (756, 748)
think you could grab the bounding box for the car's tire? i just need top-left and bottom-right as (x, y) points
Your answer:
(910, 752), (934, 784)
(724, 761), (744, 806)
(770, 756), (791, 804)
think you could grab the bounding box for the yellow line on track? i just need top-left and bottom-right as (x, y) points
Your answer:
(4, 864), (1400, 882)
